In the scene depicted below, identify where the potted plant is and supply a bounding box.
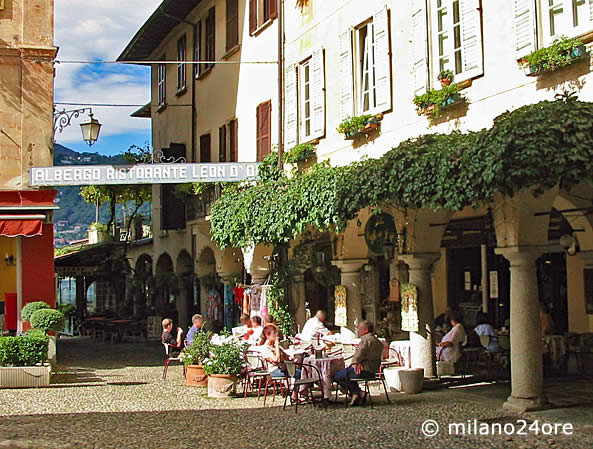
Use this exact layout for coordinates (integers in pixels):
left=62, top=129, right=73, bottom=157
left=437, top=69, right=454, bottom=87
left=184, top=331, right=213, bottom=387
left=413, top=83, right=466, bottom=120
left=203, top=340, right=244, bottom=398
left=29, top=308, right=65, bottom=368
left=518, top=36, right=589, bottom=76
left=0, top=333, right=50, bottom=388
left=337, top=114, right=380, bottom=140
left=283, top=143, right=316, bottom=164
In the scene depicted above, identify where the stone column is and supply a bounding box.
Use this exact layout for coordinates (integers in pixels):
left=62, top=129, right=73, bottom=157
left=332, top=259, right=367, bottom=330
left=579, top=251, right=593, bottom=269
left=290, top=269, right=307, bottom=332
left=496, top=247, right=549, bottom=412
left=398, top=253, right=440, bottom=378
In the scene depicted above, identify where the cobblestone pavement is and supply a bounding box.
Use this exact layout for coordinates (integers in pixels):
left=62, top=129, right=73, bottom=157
left=0, top=338, right=591, bottom=449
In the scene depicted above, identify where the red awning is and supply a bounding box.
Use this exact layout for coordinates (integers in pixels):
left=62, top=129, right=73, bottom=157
left=0, top=215, right=44, bottom=237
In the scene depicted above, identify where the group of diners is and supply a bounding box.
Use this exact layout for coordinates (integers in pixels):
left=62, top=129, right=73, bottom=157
left=161, top=309, right=386, bottom=407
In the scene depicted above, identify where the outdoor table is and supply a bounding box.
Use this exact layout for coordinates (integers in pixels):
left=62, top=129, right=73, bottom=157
left=301, top=355, right=345, bottom=399
left=389, top=340, right=411, bottom=368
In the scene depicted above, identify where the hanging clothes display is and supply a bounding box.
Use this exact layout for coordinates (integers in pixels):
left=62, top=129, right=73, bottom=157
left=259, top=285, right=269, bottom=323
left=224, top=284, right=234, bottom=331
left=250, top=285, right=262, bottom=317
left=243, top=288, right=250, bottom=315
left=206, top=289, right=222, bottom=324
left=233, top=286, right=245, bottom=306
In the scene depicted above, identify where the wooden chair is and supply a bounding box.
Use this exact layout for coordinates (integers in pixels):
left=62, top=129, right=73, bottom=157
left=162, top=343, right=184, bottom=380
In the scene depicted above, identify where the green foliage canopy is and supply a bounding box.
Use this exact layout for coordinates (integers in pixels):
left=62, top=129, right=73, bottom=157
left=21, top=301, right=51, bottom=323
left=210, top=98, right=593, bottom=249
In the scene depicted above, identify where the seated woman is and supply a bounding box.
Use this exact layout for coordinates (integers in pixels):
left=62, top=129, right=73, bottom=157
left=261, top=324, right=304, bottom=400
left=436, top=310, right=466, bottom=364
left=245, top=315, right=263, bottom=345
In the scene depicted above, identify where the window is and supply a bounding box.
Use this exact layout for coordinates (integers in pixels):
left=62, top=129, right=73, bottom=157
left=541, top=0, right=593, bottom=45
left=285, top=49, right=325, bottom=148
left=430, top=0, right=483, bottom=84
left=249, top=0, right=277, bottom=34
left=218, top=119, right=239, bottom=162
left=200, top=133, right=211, bottom=162
left=226, top=0, right=239, bottom=51
left=219, top=124, right=227, bottom=162
left=514, top=0, right=593, bottom=59
left=177, top=35, right=187, bottom=91
left=194, top=22, right=202, bottom=78
left=158, top=57, right=166, bottom=106
left=338, top=8, right=391, bottom=119
left=206, top=7, right=216, bottom=71
left=300, top=59, right=312, bottom=139
left=256, top=101, right=271, bottom=161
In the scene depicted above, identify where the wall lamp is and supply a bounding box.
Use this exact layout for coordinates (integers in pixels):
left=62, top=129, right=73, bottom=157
left=4, top=253, right=15, bottom=266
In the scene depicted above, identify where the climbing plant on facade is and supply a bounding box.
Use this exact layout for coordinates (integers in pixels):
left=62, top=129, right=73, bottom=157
left=209, top=97, right=593, bottom=250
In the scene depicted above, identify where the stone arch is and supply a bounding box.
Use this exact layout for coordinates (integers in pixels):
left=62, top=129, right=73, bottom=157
left=555, top=188, right=593, bottom=251
left=220, top=247, right=244, bottom=277
left=243, top=244, right=273, bottom=282
left=176, top=250, right=194, bottom=328
left=154, top=252, right=176, bottom=322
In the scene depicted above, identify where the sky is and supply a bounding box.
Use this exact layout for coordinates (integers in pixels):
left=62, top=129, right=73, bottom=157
left=54, top=0, right=162, bottom=155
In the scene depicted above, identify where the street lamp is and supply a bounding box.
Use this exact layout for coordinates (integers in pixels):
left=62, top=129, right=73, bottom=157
left=79, top=112, right=102, bottom=147
left=53, top=108, right=102, bottom=147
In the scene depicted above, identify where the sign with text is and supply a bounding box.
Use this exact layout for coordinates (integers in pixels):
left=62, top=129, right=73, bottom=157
left=30, top=162, right=260, bottom=187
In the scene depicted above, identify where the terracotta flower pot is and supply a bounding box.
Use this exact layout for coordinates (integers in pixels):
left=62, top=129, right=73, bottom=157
left=207, top=374, right=238, bottom=398
left=439, top=78, right=452, bottom=87
left=186, top=365, right=208, bottom=387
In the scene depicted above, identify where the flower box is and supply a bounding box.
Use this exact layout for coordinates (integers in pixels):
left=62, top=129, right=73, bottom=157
left=524, top=44, right=589, bottom=77
left=417, top=94, right=465, bottom=116
left=0, top=365, right=51, bottom=389
left=339, top=115, right=382, bottom=140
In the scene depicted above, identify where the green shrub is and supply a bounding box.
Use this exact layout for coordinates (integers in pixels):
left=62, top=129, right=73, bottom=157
left=21, top=301, right=50, bottom=323
left=183, top=331, right=213, bottom=367
left=30, top=309, right=65, bottom=333
left=0, top=334, right=48, bottom=367
left=203, top=340, right=245, bottom=376
left=284, top=143, right=316, bottom=164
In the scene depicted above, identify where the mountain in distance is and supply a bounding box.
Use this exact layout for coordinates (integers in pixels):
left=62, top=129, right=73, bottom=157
left=53, top=144, right=150, bottom=247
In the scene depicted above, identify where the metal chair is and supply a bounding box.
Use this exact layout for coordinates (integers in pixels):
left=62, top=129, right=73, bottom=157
left=334, top=368, right=391, bottom=408
left=162, top=343, right=185, bottom=380
left=379, top=346, right=404, bottom=379
left=242, top=352, right=270, bottom=399
left=283, top=361, right=324, bottom=413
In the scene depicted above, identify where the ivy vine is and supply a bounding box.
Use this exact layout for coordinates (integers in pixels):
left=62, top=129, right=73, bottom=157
left=210, top=97, right=593, bottom=249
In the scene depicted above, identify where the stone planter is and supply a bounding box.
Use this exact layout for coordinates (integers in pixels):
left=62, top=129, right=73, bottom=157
left=0, top=365, right=51, bottom=389
left=398, top=368, right=424, bottom=394
left=207, top=374, right=238, bottom=398
left=186, top=365, right=208, bottom=387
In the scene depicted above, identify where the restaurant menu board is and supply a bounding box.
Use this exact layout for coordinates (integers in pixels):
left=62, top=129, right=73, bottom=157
left=334, top=285, right=347, bottom=327
left=400, top=283, right=419, bottom=332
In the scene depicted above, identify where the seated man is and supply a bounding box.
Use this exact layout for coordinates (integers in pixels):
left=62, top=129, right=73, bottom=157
left=161, top=318, right=183, bottom=357
left=334, top=320, right=383, bottom=406
left=300, top=310, right=330, bottom=342
left=436, top=310, right=466, bottom=363
left=185, top=314, right=204, bottom=347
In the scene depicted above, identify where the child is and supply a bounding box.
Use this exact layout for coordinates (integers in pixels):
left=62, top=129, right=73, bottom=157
left=161, top=318, right=183, bottom=357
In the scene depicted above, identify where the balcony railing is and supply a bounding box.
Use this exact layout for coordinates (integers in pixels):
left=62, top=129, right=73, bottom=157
left=186, top=185, right=221, bottom=221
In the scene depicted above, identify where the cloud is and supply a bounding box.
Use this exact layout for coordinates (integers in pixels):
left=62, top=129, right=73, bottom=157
left=54, top=0, right=161, bottom=142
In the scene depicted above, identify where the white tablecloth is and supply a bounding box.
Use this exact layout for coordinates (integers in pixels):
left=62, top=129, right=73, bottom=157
left=301, top=356, right=345, bottom=399
left=389, top=340, right=411, bottom=368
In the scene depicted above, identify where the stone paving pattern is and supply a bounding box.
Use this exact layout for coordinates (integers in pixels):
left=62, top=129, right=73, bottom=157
left=0, top=338, right=591, bottom=449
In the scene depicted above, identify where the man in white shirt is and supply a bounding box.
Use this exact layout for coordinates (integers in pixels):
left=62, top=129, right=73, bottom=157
left=299, top=310, right=330, bottom=342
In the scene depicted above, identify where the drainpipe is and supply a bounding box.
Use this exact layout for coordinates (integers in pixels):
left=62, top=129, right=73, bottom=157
left=277, top=0, right=284, bottom=169
left=191, top=22, right=197, bottom=162
left=16, top=236, right=22, bottom=334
